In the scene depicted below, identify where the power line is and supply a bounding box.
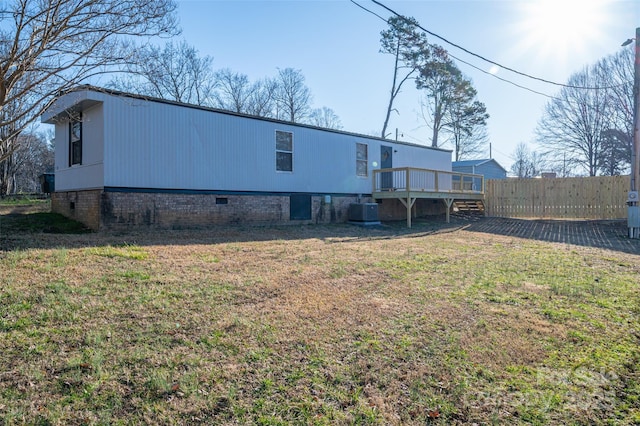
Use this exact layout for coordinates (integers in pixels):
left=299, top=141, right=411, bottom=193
left=450, top=49, right=633, bottom=113
left=349, top=0, right=387, bottom=23
left=447, top=52, right=558, bottom=100
left=350, top=0, right=559, bottom=100
left=369, top=0, right=626, bottom=91
left=361, top=0, right=631, bottom=102
left=349, top=0, right=632, bottom=156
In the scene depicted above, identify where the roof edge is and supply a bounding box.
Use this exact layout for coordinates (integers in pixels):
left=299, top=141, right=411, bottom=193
left=453, top=158, right=507, bottom=173
left=54, top=85, right=452, bottom=153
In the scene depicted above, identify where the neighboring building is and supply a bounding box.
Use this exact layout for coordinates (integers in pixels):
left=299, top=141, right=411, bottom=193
left=452, top=159, right=507, bottom=180
left=42, top=86, right=453, bottom=230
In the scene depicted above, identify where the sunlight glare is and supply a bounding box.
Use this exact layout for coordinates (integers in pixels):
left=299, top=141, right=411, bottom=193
left=515, top=0, right=612, bottom=64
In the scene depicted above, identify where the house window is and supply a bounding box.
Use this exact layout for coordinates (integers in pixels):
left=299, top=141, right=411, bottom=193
left=69, top=117, right=82, bottom=166
left=276, top=130, right=293, bottom=172
left=356, top=143, right=368, bottom=177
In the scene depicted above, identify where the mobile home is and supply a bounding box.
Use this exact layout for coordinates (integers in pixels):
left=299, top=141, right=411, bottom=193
left=42, top=86, right=455, bottom=230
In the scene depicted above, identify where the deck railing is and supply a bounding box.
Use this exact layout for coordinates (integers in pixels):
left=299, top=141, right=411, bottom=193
left=372, top=167, right=484, bottom=195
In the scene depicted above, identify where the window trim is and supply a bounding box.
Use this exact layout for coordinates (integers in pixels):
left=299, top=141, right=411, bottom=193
left=69, top=116, right=82, bottom=166
left=275, top=130, right=293, bottom=172
left=356, top=142, right=368, bottom=177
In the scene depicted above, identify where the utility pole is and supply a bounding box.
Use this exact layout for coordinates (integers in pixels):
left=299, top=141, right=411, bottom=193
left=624, top=28, right=640, bottom=238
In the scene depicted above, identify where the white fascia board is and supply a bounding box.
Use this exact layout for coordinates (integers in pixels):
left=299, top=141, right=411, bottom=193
left=41, top=90, right=103, bottom=124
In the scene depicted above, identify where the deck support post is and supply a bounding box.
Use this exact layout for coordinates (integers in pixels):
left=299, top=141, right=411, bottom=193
left=444, top=198, right=454, bottom=223
left=399, top=196, right=416, bottom=228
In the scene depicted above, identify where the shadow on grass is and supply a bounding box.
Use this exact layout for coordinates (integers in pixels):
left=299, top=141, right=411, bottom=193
left=1, top=212, right=90, bottom=235
left=0, top=209, right=468, bottom=252
left=1, top=208, right=638, bottom=255
left=463, top=217, right=640, bottom=255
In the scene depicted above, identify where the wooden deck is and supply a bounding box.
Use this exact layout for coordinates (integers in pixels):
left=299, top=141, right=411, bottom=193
left=372, top=167, right=485, bottom=227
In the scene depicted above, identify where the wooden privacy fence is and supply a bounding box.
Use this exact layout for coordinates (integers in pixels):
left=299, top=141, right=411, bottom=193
left=485, top=175, right=630, bottom=219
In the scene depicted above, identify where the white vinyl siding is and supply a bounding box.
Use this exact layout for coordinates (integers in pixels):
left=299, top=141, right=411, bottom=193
left=44, top=88, right=453, bottom=194
left=50, top=101, right=104, bottom=191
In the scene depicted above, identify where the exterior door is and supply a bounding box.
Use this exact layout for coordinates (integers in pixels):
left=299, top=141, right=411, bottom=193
left=380, top=145, right=393, bottom=190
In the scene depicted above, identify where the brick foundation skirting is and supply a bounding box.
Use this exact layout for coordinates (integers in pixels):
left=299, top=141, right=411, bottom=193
left=53, top=190, right=369, bottom=230
left=51, top=190, right=102, bottom=230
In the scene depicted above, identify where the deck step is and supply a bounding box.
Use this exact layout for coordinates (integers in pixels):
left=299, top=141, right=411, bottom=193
left=453, top=200, right=485, bottom=214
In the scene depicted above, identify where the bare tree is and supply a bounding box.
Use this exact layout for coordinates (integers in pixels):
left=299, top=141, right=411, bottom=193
left=379, top=15, right=430, bottom=139
left=216, top=71, right=335, bottom=124
left=6, top=132, right=54, bottom=194
left=599, top=128, right=629, bottom=176
left=1, top=131, right=53, bottom=195
left=274, top=68, right=312, bottom=123
left=0, top=0, right=178, bottom=163
left=535, top=47, right=633, bottom=176
left=0, top=80, right=33, bottom=167
left=309, top=107, right=343, bottom=130
left=536, top=66, right=611, bottom=176
left=597, top=47, right=634, bottom=174
left=245, top=78, right=279, bottom=118
left=0, top=131, right=19, bottom=194
left=212, top=72, right=283, bottom=118
left=111, top=40, right=215, bottom=105
left=452, top=124, right=489, bottom=161
left=212, top=69, right=253, bottom=113
left=510, top=142, right=546, bottom=178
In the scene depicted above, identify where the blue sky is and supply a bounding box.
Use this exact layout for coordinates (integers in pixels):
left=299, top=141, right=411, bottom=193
left=177, top=0, right=639, bottom=171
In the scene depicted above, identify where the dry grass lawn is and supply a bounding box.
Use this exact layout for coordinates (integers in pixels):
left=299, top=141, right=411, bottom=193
left=1, top=209, right=639, bottom=425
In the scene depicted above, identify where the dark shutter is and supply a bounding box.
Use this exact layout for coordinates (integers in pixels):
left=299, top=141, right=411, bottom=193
left=290, top=194, right=311, bottom=220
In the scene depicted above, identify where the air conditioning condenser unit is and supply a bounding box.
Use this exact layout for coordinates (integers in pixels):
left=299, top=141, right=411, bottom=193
left=349, top=203, right=379, bottom=223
